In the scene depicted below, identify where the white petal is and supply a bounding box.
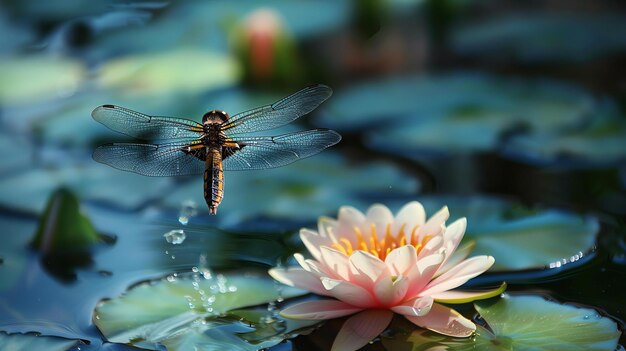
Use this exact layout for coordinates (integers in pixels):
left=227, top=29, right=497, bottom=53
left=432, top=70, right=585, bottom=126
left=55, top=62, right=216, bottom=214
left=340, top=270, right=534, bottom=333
left=336, top=206, right=366, bottom=245
left=416, top=235, right=444, bottom=260
left=393, top=201, right=426, bottom=239
left=320, top=246, right=351, bottom=280
left=439, top=218, right=467, bottom=267
left=435, top=240, right=475, bottom=277
left=420, top=256, right=495, bottom=296
left=390, top=296, right=433, bottom=317
left=268, top=267, right=328, bottom=296
left=300, top=228, right=329, bottom=261
left=405, top=253, right=444, bottom=298
left=385, top=245, right=417, bottom=276
left=374, top=275, right=408, bottom=306
left=348, top=250, right=387, bottom=285
left=280, top=299, right=362, bottom=320
left=318, top=216, right=338, bottom=238
left=418, top=206, right=449, bottom=238
left=404, top=303, right=476, bottom=337
left=321, top=278, right=377, bottom=307
left=331, top=309, right=393, bottom=351
left=366, top=204, right=394, bottom=234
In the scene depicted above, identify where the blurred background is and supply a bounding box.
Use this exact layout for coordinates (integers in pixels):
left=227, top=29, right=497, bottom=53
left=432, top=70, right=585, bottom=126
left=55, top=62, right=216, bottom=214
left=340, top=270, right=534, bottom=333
left=1, top=0, right=626, bottom=350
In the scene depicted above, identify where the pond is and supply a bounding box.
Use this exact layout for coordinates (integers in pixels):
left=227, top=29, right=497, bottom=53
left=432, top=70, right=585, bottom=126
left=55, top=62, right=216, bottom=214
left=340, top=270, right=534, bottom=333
left=0, top=1, right=625, bottom=351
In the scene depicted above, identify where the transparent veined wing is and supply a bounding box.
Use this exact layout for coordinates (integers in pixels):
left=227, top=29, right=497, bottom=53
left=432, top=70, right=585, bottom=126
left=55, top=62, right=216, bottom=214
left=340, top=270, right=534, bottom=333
left=223, top=129, right=341, bottom=171
left=93, top=140, right=206, bottom=176
left=222, top=85, right=332, bottom=136
left=92, top=105, right=204, bottom=140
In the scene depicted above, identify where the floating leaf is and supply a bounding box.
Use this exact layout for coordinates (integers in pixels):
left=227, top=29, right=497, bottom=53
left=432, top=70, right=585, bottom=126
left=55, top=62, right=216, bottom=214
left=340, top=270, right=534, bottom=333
left=0, top=162, right=173, bottom=213
left=452, top=14, right=626, bottom=63
left=383, top=295, right=621, bottom=351
left=94, top=272, right=309, bottom=350
left=96, top=48, right=240, bottom=96
left=0, top=332, right=77, bottom=351
left=318, top=73, right=594, bottom=155
left=503, top=104, right=626, bottom=166
left=415, top=196, right=598, bottom=271
left=0, top=55, right=84, bottom=105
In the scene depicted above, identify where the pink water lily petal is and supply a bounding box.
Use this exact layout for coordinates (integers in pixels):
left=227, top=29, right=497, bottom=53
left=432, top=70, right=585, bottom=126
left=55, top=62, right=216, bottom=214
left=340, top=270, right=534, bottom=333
left=393, top=201, right=426, bottom=241
left=322, top=277, right=377, bottom=307
left=416, top=206, right=449, bottom=239
left=320, top=246, right=351, bottom=280
left=406, top=253, right=444, bottom=298
left=318, top=216, right=338, bottom=239
left=404, top=303, right=476, bottom=337
left=300, top=228, right=330, bottom=261
left=416, top=233, right=444, bottom=260
left=336, top=206, right=366, bottom=244
left=365, top=204, right=394, bottom=235
left=420, top=256, right=495, bottom=296
left=348, top=250, right=387, bottom=287
left=374, top=275, right=408, bottom=306
left=280, top=299, right=362, bottom=320
left=268, top=267, right=328, bottom=296
left=331, top=309, right=393, bottom=351
left=439, top=218, right=467, bottom=268
left=385, top=245, right=418, bottom=276
left=390, top=296, right=433, bottom=317
left=435, top=240, right=475, bottom=277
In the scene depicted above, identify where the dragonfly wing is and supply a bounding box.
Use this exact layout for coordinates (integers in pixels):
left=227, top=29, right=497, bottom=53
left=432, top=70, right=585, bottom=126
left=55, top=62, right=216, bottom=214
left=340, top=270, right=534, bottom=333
left=222, top=129, right=341, bottom=171
left=222, top=85, right=332, bottom=135
left=92, top=105, right=203, bottom=140
left=93, top=140, right=206, bottom=176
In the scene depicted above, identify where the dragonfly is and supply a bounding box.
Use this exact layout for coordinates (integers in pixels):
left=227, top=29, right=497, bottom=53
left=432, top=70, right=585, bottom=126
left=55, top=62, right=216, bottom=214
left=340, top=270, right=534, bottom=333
left=92, top=85, right=341, bottom=214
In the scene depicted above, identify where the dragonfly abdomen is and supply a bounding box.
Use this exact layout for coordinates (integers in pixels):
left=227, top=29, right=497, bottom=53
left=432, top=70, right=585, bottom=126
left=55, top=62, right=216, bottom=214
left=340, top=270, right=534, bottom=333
left=204, top=147, right=224, bottom=215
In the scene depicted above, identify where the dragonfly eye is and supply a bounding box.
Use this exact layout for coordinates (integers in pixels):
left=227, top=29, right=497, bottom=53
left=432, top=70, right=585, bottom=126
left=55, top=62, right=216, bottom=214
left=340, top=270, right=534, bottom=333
left=202, top=110, right=230, bottom=124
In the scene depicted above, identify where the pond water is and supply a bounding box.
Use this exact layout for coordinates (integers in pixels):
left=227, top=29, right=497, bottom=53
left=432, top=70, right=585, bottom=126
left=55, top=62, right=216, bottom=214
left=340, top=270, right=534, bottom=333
left=0, top=1, right=625, bottom=350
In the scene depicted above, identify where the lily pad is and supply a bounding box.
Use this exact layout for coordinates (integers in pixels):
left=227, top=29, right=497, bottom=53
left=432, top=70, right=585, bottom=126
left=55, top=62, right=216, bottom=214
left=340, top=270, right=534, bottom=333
left=94, top=272, right=309, bottom=350
left=503, top=104, right=626, bottom=166
left=165, top=152, right=421, bottom=230
left=0, top=162, right=173, bottom=213
left=0, top=55, right=85, bottom=105
left=452, top=13, right=626, bottom=63
left=383, top=295, right=621, bottom=351
left=96, top=48, right=240, bottom=96
left=318, top=73, right=594, bottom=146
left=412, top=196, right=599, bottom=271
left=0, top=332, right=77, bottom=351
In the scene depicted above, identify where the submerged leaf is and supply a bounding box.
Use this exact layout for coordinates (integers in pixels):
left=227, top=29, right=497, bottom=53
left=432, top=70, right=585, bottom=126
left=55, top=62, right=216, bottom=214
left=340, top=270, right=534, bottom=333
left=30, top=188, right=101, bottom=252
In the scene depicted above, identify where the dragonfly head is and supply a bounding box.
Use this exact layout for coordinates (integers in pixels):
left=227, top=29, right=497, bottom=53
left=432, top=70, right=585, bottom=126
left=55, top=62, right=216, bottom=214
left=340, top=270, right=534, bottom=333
left=202, top=110, right=230, bottom=124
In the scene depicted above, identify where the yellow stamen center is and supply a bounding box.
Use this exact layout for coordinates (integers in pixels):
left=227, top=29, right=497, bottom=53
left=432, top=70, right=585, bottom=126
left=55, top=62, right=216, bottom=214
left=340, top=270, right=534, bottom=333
left=331, top=222, right=433, bottom=260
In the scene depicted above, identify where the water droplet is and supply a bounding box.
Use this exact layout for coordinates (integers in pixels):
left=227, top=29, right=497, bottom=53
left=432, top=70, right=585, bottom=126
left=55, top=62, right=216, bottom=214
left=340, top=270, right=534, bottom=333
left=178, top=200, right=198, bottom=225
left=164, top=229, right=186, bottom=244
left=167, top=275, right=176, bottom=282
left=192, top=267, right=199, bottom=273
left=171, top=255, right=176, bottom=259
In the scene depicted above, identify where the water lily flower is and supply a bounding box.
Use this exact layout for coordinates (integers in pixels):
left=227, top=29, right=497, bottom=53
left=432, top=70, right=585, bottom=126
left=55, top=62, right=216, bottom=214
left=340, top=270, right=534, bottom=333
left=269, top=202, right=505, bottom=351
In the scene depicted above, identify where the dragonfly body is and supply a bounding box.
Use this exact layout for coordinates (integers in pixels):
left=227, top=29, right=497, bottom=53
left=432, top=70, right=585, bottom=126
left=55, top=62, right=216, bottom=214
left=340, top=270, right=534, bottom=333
left=92, top=85, right=340, bottom=214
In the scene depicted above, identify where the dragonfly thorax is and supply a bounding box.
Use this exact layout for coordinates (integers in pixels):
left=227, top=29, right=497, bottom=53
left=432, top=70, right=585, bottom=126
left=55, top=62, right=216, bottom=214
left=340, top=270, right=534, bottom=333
left=202, top=110, right=230, bottom=124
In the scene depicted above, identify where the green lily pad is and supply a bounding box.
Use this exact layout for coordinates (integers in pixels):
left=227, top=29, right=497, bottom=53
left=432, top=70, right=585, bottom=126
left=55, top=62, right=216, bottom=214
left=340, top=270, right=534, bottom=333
left=0, top=55, right=85, bottom=105
left=165, top=152, right=420, bottom=229
left=415, top=196, right=599, bottom=271
left=94, top=272, right=309, bottom=350
left=96, top=48, right=240, bottom=96
left=0, top=332, right=77, bottom=351
left=318, top=73, right=594, bottom=146
left=0, top=162, right=173, bottom=213
left=452, top=13, right=626, bottom=63
left=504, top=104, right=626, bottom=166
left=383, top=295, right=621, bottom=351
